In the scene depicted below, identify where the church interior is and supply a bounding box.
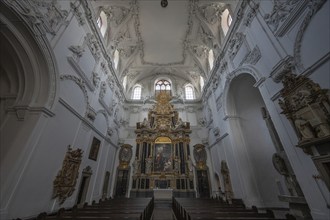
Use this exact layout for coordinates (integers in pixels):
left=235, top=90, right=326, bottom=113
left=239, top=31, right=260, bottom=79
left=0, top=0, right=329, bottom=219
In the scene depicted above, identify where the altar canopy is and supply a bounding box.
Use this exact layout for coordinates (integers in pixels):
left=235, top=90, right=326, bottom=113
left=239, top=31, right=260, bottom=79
left=131, top=92, right=195, bottom=197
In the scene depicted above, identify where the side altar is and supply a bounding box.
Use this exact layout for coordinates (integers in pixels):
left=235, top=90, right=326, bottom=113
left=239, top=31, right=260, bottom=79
left=130, top=92, right=195, bottom=198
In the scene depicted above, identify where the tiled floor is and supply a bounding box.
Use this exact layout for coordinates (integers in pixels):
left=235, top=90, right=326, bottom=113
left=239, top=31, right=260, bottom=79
left=152, top=199, right=174, bottom=220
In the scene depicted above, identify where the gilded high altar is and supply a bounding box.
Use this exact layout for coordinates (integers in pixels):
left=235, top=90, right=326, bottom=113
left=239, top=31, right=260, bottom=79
left=130, top=92, right=195, bottom=197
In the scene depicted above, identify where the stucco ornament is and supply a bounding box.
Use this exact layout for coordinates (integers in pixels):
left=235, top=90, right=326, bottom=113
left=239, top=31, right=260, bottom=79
left=278, top=73, right=330, bottom=147
left=53, top=146, right=83, bottom=204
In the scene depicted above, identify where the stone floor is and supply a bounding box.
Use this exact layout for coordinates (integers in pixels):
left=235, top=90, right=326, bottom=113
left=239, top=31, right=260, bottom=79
left=152, top=199, right=175, bottom=220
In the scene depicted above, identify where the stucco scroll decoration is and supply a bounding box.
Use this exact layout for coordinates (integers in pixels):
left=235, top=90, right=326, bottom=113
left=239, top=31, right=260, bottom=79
left=59, top=75, right=90, bottom=108
left=68, top=45, right=85, bottom=59
left=244, top=2, right=259, bottom=27
left=198, top=3, right=225, bottom=25
left=264, top=0, right=300, bottom=32
left=4, top=0, right=69, bottom=35
left=240, top=46, right=261, bottom=66
left=70, top=2, right=85, bottom=26
left=270, top=56, right=294, bottom=83
left=99, top=81, right=107, bottom=99
left=227, top=32, right=245, bottom=59
left=86, top=105, right=96, bottom=122
left=91, top=72, right=101, bottom=88
left=101, top=5, right=130, bottom=26
left=85, top=33, right=101, bottom=61
left=53, top=145, right=83, bottom=204
left=293, top=0, right=326, bottom=72
left=278, top=73, right=330, bottom=151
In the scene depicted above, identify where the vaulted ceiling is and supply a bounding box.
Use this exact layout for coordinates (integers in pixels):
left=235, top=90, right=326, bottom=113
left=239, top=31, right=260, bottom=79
left=91, top=0, right=239, bottom=95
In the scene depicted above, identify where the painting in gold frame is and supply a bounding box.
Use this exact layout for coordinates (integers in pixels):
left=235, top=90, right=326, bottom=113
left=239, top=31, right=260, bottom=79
left=89, top=137, right=101, bottom=161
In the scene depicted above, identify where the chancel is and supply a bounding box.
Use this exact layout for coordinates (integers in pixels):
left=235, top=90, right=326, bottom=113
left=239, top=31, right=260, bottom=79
left=0, top=0, right=329, bottom=220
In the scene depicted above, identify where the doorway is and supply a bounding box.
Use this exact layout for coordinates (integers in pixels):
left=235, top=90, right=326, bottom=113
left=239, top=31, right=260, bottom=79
left=76, top=166, right=92, bottom=206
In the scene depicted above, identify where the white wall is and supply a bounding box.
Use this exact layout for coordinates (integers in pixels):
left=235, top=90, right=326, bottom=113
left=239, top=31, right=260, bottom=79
left=0, top=0, right=329, bottom=219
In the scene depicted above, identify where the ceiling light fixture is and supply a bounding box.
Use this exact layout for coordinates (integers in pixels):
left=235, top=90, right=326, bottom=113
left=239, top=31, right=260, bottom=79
left=161, top=0, right=168, bottom=8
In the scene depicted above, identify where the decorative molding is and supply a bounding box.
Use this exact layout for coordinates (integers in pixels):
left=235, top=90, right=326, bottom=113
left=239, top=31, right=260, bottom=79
left=253, top=77, right=266, bottom=88
left=198, top=3, right=226, bottom=25
left=2, top=0, right=59, bottom=109
left=264, top=0, right=304, bottom=35
left=227, top=32, right=245, bottom=59
left=208, top=133, right=229, bottom=149
left=91, top=71, right=101, bottom=88
left=68, top=45, right=85, bottom=60
left=7, top=0, right=69, bottom=35
left=134, top=0, right=194, bottom=66
left=223, top=115, right=240, bottom=121
left=213, top=127, right=220, bottom=137
left=70, top=2, right=86, bottom=26
left=240, top=46, right=261, bottom=66
left=99, top=99, right=113, bottom=117
left=278, top=73, right=330, bottom=148
left=60, top=74, right=90, bottom=110
left=59, top=98, right=118, bottom=148
left=300, top=52, right=330, bottom=78
left=80, top=0, right=126, bottom=101
left=101, top=5, right=130, bottom=27
left=96, top=109, right=110, bottom=126
left=244, top=2, right=259, bottom=27
left=86, top=105, right=96, bottom=122
left=99, top=81, right=107, bottom=100
left=85, top=33, right=101, bottom=61
left=53, top=145, right=83, bottom=204
left=294, top=0, right=327, bottom=72
left=67, top=57, right=95, bottom=91
left=6, top=106, right=55, bottom=120
left=216, top=93, right=223, bottom=111
left=202, top=1, right=250, bottom=99
left=269, top=56, right=294, bottom=83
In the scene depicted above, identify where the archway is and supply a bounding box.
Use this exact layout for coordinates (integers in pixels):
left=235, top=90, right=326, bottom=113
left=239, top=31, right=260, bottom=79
left=226, top=73, right=285, bottom=208
left=0, top=4, right=59, bottom=217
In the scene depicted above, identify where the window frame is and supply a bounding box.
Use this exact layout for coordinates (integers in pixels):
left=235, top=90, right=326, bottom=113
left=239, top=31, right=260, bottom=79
left=132, top=85, right=142, bottom=100
left=185, top=84, right=195, bottom=100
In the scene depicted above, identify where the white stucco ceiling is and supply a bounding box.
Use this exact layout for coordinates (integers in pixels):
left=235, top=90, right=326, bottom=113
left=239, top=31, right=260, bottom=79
left=91, top=0, right=239, bottom=94
left=139, top=1, right=188, bottom=64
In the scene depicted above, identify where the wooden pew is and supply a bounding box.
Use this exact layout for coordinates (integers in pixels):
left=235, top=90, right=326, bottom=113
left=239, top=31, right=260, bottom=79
left=173, top=197, right=276, bottom=220
left=41, top=197, right=154, bottom=220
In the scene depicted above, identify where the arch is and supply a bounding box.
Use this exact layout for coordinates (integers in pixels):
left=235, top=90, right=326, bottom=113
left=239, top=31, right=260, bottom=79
left=224, top=73, right=283, bottom=207
left=154, top=78, right=172, bottom=96
left=113, top=49, right=119, bottom=70
left=223, top=66, right=264, bottom=117
left=97, top=10, right=108, bottom=37
left=184, top=83, right=195, bottom=100
left=0, top=4, right=59, bottom=112
left=208, top=49, right=215, bottom=71
left=94, top=109, right=110, bottom=135
left=132, top=84, right=142, bottom=100
left=293, top=0, right=328, bottom=72
left=59, top=75, right=89, bottom=116
left=221, top=8, right=232, bottom=36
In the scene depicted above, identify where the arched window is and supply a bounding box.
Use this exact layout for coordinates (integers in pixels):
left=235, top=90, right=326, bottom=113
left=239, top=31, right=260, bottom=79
left=200, top=76, right=205, bottom=91
left=97, top=11, right=108, bottom=37
left=132, top=85, right=142, bottom=100
left=114, top=49, right=119, bottom=69
left=221, top=8, right=232, bottom=36
left=185, top=85, right=195, bottom=100
left=122, top=76, right=127, bottom=90
left=208, top=49, right=214, bottom=71
left=155, top=79, right=171, bottom=95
